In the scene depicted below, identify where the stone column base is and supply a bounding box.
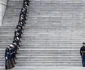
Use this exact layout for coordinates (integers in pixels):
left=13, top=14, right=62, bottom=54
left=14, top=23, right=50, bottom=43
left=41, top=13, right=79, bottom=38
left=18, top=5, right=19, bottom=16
left=0, top=0, right=7, bottom=26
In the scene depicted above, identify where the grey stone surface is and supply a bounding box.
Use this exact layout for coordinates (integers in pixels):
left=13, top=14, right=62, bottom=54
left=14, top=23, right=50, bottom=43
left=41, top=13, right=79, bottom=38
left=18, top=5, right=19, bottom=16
left=1, top=0, right=85, bottom=70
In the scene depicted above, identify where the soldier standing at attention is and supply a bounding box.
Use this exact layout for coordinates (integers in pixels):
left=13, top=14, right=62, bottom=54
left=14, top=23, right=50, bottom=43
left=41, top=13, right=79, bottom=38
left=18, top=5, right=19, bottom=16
left=80, top=43, right=85, bottom=67
left=5, top=45, right=12, bottom=69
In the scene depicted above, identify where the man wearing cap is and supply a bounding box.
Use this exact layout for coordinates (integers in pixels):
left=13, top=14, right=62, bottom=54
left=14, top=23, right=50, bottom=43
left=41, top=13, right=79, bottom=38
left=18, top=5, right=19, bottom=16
left=14, top=28, right=22, bottom=40
left=14, top=33, right=22, bottom=42
left=10, top=44, right=16, bottom=65
left=80, top=43, right=85, bottom=67
left=13, top=37, right=21, bottom=47
left=16, top=24, right=23, bottom=30
left=15, top=27, right=22, bottom=34
left=23, top=0, right=29, bottom=7
left=20, top=9, right=26, bottom=20
left=12, top=43, right=18, bottom=56
left=5, top=46, right=12, bottom=69
left=18, top=21, right=25, bottom=28
left=9, top=45, right=15, bottom=67
left=19, top=18, right=26, bottom=26
left=5, top=45, right=15, bottom=69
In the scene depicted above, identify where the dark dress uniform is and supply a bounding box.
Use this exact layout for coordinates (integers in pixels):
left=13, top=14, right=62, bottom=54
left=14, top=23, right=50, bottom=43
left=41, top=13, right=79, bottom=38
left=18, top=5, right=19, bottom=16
left=14, top=33, right=22, bottom=41
left=21, top=7, right=27, bottom=14
left=10, top=47, right=16, bottom=65
left=23, top=0, right=29, bottom=7
left=19, top=14, right=26, bottom=21
left=13, top=38, right=20, bottom=47
left=14, top=29, right=22, bottom=40
left=5, top=48, right=12, bottom=69
left=18, top=21, right=25, bottom=26
left=12, top=43, right=18, bottom=55
left=16, top=24, right=23, bottom=30
left=23, top=7, right=27, bottom=14
left=20, top=10, right=26, bottom=19
left=19, top=18, right=26, bottom=25
left=80, top=46, right=85, bottom=67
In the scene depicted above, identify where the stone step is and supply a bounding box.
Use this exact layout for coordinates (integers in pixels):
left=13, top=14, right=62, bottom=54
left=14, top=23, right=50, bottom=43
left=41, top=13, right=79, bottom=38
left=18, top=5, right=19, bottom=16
left=0, top=25, right=83, bottom=29
left=0, top=53, right=81, bottom=57
left=0, top=49, right=81, bottom=54
left=2, top=0, right=85, bottom=68
left=14, top=63, right=82, bottom=66
left=0, top=62, right=80, bottom=66
left=0, top=66, right=85, bottom=70
left=0, top=44, right=81, bottom=49
left=13, top=66, right=84, bottom=70
left=0, top=58, right=82, bottom=62
left=0, top=61, right=82, bottom=66
left=0, top=45, right=81, bottom=48
left=12, top=66, right=85, bottom=70
left=0, top=43, right=82, bottom=46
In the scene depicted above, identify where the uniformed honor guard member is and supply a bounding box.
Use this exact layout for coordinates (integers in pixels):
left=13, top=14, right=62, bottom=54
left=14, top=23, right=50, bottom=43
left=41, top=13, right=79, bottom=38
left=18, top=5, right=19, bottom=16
left=5, top=45, right=14, bottom=69
left=23, top=0, right=30, bottom=7
left=80, top=43, right=85, bottom=67
left=12, top=42, right=18, bottom=56
left=13, top=37, right=21, bottom=48
left=5, top=46, right=11, bottom=69
left=10, top=45, right=16, bottom=64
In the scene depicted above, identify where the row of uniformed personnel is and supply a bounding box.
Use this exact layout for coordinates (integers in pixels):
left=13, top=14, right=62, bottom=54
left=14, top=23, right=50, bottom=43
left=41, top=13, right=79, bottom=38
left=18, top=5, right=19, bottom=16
left=5, top=0, right=29, bottom=69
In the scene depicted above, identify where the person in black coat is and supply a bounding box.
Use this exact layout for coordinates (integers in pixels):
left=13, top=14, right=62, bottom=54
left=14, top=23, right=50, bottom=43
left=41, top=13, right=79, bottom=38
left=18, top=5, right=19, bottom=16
left=14, top=28, right=22, bottom=40
left=12, top=43, right=18, bottom=56
left=18, top=20, right=25, bottom=26
left=19, top=18, right=26, bottom=25
left=5, top=45, right=15, bottom=69
left=23, top=0, right=29, bottom=7
left=10, top=45, right=16, bottom=64
left=18, top=21, right=25, bottom=30
left=16, top=24, right=23, bottom=30
left=13, top=37, right=21, bottom=47
left=23, top=1, right=28, bottom=7
left=14, top=32, right=22, bottom=41
left=20, top=9, right=27, bottom=20
left=5, top=46, right=12, bottom=69
left=23, top=7, right=27, bottom=14
left=21, top=7, right=27, bottom=13
left=80, top=43, right=85, bottom=67
left=19, top=14, right=26, bottom=21
left=9, top=45, right=15, bottom=67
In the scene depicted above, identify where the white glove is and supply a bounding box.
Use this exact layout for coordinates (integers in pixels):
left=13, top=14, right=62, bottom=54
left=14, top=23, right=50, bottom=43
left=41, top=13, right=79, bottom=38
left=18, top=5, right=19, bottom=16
left=5, top=57, right=8, bottom=59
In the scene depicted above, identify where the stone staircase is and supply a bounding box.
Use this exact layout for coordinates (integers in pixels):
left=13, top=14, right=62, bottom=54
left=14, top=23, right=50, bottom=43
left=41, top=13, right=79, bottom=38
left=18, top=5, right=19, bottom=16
left=0, top=0, right=85, bottom=70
